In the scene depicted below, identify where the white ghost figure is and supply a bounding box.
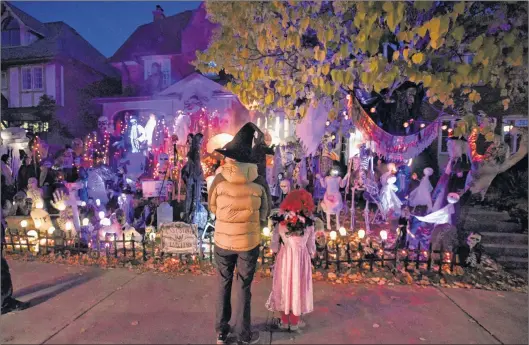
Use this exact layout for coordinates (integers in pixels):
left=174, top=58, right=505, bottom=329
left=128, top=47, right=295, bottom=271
left=173, top=114, right=191, bottom=146
left=379, top=175, right=402, bottom=218
left=414, top=193, right=460, bottom=225
left=408, top=167, right=434, bottom=211
left=144, top=114, right=157, bottom=147
left=87, top=169, right=109, bottom=206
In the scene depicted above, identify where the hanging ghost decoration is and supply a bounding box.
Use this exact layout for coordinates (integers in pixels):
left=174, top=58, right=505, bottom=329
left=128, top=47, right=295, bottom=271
left=408, top=167, right=434, bottom=211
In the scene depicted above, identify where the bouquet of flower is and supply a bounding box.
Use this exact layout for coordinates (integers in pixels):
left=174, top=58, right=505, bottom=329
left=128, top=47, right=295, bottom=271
left=271, top=189, right=315, bottom=237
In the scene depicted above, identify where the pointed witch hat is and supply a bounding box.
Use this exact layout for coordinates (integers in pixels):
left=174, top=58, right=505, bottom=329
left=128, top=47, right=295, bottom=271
left=215, top=122, right=258, bottom=163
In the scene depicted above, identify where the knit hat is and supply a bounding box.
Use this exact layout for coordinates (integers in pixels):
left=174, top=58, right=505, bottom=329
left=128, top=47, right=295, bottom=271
left=215, top=122, right=258, bottom=163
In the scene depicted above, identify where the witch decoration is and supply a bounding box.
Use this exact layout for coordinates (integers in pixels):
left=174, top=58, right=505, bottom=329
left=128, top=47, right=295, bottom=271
left=181, top=133, right=204, bottom=223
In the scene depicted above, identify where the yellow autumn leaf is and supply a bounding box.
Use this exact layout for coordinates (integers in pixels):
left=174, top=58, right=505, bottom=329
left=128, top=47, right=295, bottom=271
left=403, top=48, right=409, bottom=60
left=300, top=17, right=310, bottom=31
left=411, top=53, right=425, bottom=65
left=392, top=50, right=400, bottom=61
left=485, top=132, right=495, bottom=142
left=453, top=1, right=465, bottom=14
left=502, top=98, right=510, bottom=110
left=451, top=26, right=465, bottom=42
left=322, top=64, right=331, bottom=75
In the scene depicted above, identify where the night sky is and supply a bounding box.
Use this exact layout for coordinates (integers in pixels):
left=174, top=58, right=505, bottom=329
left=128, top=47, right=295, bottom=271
left=12, top=1, right=201, bottom=57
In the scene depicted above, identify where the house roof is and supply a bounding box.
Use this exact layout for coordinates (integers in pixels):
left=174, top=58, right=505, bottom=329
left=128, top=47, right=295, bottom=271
left=109, top=10, right=194, bottom=63
left=157, top=72, right=230, bottom=99
left=1, top=3, right=117, bottom=77
left=3, top=1, right=48, bottom=36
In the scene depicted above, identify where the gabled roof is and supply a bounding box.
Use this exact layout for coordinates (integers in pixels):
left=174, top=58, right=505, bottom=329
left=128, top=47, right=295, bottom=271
left=3, top=2, right=48, bottom=36
left=109, top=10, right=194, bottom=63
left=157, top=72, right=230, bottom=99
left=1, top=5, right=118, bottom=77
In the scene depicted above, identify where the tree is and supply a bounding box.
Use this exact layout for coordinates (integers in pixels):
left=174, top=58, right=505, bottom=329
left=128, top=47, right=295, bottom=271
left=195, top=1, right=527, bottom=119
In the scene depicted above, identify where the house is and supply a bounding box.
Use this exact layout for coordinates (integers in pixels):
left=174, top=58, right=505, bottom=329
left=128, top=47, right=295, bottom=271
left=0, top=1, right=118, bottom=143
left=97, top=4, right=295, bottom=142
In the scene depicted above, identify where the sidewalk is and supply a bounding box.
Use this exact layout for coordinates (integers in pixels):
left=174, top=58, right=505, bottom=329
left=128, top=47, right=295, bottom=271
left=1, top=260, right=527, bottom=344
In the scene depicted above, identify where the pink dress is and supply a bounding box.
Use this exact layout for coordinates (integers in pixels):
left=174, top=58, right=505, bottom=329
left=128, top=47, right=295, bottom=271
left=266, top=224, right=315, bottom=316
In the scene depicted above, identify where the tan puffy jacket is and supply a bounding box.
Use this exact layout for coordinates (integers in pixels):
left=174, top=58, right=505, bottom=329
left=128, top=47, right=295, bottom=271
left=208, top=161, right=269, bottom=252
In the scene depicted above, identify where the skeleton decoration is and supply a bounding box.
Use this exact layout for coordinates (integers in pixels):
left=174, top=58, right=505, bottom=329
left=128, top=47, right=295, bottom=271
left=459, top=232, right=484, bottom=268
left=98, top=116, right=109, bottom=133
left=128, top=116, right=147, bottom=154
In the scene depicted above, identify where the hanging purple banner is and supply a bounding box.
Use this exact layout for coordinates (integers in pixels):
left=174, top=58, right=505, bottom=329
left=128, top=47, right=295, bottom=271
left=352, top=98, right=440, bottom=162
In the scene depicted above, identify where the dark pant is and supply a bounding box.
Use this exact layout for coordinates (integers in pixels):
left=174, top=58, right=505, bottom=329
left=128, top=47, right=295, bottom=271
left=1, top=255, right=13, bottom=307
left=215, top=245, right=259, bottom=341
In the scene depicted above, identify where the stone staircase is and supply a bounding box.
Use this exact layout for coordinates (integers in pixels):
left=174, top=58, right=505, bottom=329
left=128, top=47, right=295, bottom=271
left=464, top=207, right=528, bottom=279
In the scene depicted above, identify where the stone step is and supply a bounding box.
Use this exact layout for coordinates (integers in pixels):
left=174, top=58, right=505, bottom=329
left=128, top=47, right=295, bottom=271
left=509, top=269, right=528, bottom=281
left=464, top=220, right=523, bottom=233
left=482, top=243, right=528, bottom=258
left=496, top=256, right=528, bottom=269
left=481, top=232, right=528, bottom=245
left=466, top=208, right=511, bottom=222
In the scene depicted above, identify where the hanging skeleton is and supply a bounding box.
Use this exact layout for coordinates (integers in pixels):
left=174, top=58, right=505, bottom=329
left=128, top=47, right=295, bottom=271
left=458, top=232, right=483, bottom=268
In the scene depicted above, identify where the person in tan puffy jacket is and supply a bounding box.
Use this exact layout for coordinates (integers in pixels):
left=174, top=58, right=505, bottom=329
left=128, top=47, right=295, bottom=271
left=209, top=123, right=269, bottom=345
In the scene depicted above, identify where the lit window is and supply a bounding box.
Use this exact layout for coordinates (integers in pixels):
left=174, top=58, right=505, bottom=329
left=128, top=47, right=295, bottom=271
left=1, top=71, right=7, bottom=89
left=21, top=66, right=44, bottom=90
left=144, top=59, right=171, bottom=88
left=19, top=121, right=49, bottom=133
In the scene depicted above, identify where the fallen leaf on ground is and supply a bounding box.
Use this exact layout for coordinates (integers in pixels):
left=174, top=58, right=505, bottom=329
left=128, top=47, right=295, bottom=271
left=419, top=337, right=426, bottom=341
left=373, top=323, right=380, bottom=328
left=131, top=321, right=139, bottom=326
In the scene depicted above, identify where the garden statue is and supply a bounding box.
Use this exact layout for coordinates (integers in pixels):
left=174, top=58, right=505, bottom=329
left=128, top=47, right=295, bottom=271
left=181, top=133, right=204, bottom=223
left=379, top=175, right=402, bottom=220
left=408, top=167, right=434, bottom=211
left=317, top=166, right=349, bottom=231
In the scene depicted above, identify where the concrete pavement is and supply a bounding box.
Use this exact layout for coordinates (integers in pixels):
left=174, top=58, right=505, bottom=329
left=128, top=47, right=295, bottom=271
left=1, top=260, right=527, bottom=344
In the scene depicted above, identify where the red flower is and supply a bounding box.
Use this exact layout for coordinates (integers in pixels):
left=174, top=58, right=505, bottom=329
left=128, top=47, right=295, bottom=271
left=280, top=189, right=315, bottom=215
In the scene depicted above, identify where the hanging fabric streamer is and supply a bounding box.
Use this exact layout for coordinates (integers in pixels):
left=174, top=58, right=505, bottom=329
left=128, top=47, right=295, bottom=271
left=351, top=98, right=439, bottom=161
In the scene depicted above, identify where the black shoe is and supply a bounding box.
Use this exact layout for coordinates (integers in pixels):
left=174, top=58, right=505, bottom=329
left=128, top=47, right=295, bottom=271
left=216, top=332, right=228, bottom=345
left=217, top=326, right=231, bottom=345
left=1, top=298, right=30, bottom=315
left=238, top=331, right=260, bottom=345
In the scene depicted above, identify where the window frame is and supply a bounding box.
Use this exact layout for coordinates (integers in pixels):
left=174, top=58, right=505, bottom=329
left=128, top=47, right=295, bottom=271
left=144, top=58, right=171, bottom=88
left=21, top=66, right=44, bottom=91
left=1, top=71, right=7, bottom=89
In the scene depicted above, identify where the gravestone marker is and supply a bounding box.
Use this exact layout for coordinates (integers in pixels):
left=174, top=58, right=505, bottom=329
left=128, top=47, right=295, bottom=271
left=159, top=222, right=198, bottom=254
left=157, top=202, right=174, bottom=228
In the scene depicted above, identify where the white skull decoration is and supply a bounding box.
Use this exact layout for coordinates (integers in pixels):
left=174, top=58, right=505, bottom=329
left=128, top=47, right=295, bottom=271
left=466, top=232, right=482, bottom=249
left=158, top=153, right=169, bottom=173
left=98, top=116, right=109, bottom=133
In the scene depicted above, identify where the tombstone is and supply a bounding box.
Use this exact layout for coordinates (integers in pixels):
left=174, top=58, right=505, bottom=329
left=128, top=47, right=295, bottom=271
left=30, top=208, right=53, bottom=234
left=157, top=202, right=174, bottom=228
left=159, top=222, right=199, bottom=255
left=125, top=152, right=146, bottom=181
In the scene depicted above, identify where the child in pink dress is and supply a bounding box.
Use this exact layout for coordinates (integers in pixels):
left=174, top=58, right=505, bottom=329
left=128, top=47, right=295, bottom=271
left=266, top=189, right=316, bottom=331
